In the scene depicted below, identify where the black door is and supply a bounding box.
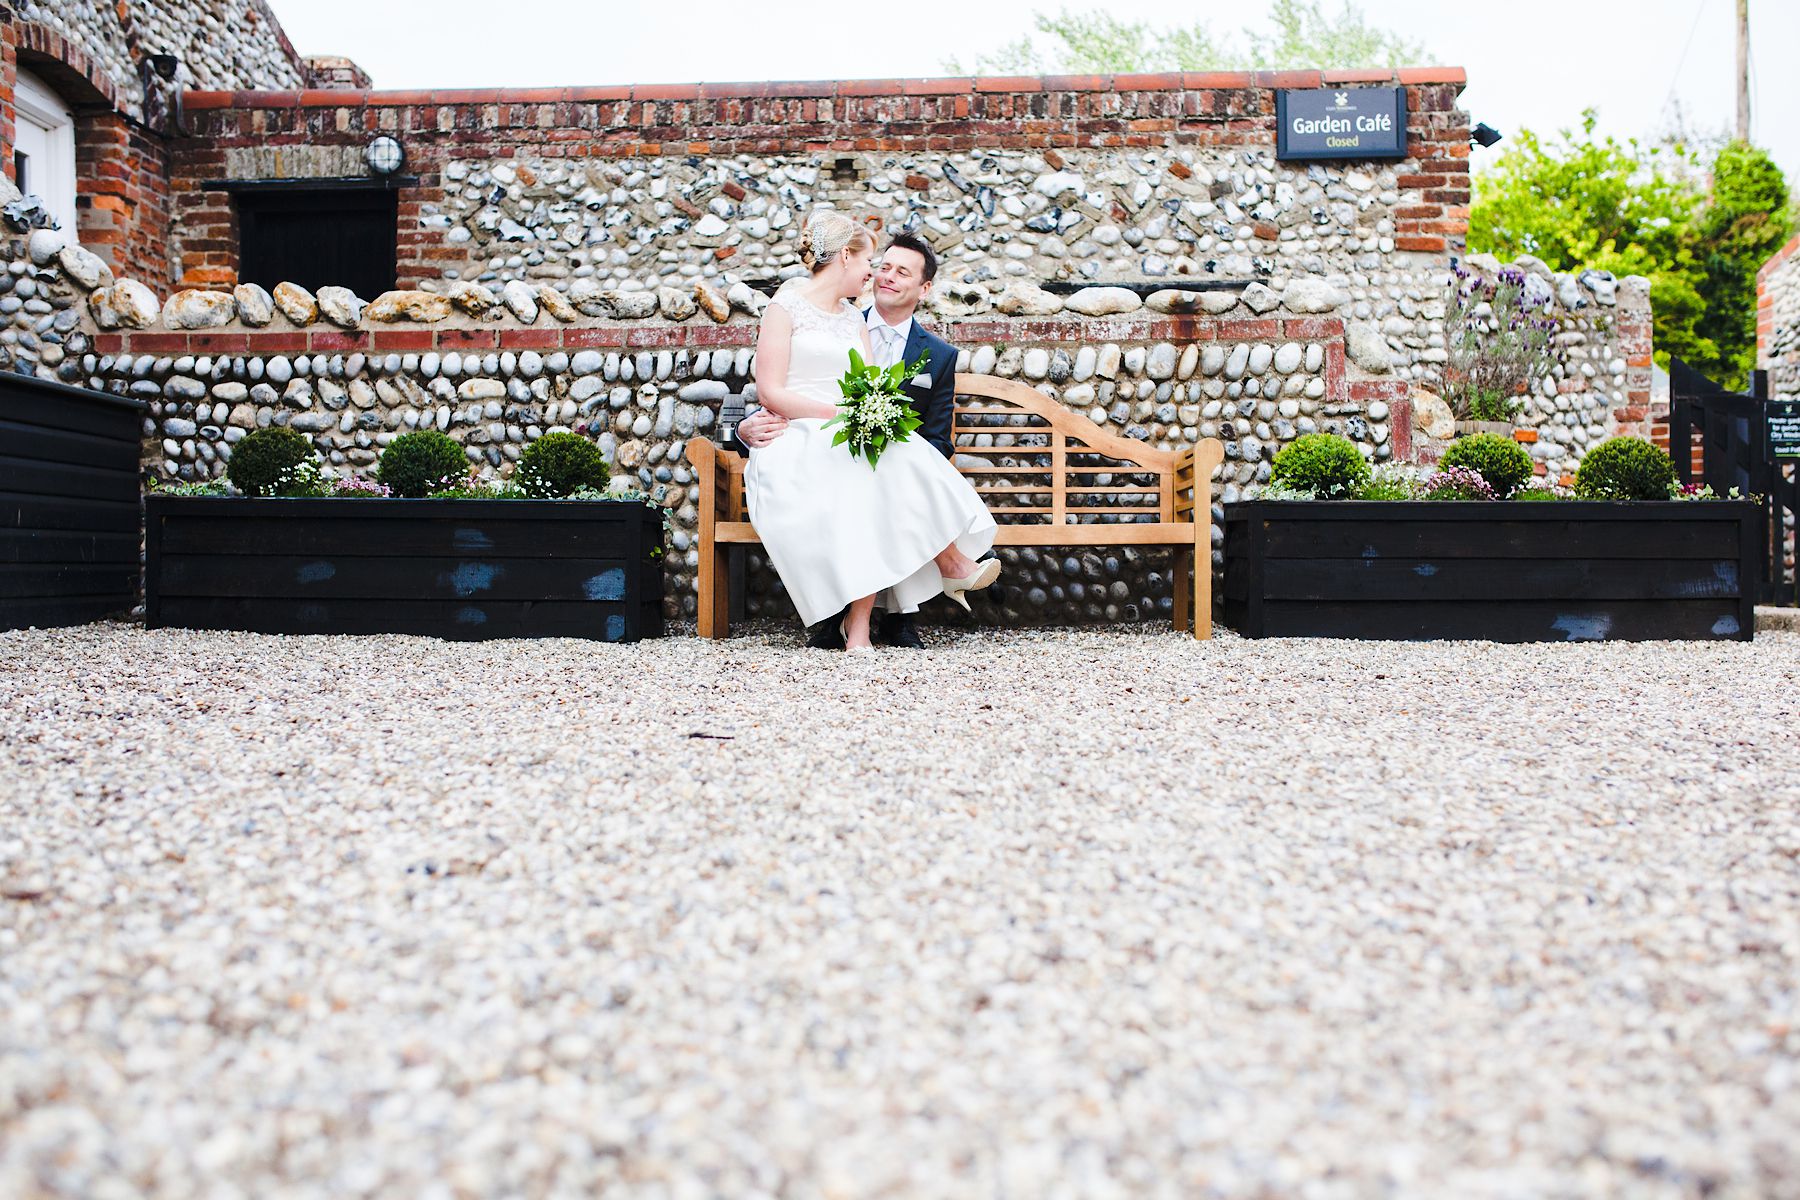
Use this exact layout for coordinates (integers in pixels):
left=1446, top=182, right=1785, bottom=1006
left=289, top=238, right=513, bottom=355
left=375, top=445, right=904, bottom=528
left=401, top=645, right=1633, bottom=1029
left=235, top=187, right=398, bottom=300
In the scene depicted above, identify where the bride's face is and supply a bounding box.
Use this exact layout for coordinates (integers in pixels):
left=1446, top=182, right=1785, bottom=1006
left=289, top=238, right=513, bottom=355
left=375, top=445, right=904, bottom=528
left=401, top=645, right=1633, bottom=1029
left=838, top=245, right=874, bottom=298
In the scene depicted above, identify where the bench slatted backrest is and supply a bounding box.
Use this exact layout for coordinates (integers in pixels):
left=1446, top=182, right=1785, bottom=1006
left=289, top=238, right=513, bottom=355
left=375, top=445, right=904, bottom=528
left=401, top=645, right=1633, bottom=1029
left=716, top=374, right=1179, bottom=527
left=949, top=374, right=1176, bottom=528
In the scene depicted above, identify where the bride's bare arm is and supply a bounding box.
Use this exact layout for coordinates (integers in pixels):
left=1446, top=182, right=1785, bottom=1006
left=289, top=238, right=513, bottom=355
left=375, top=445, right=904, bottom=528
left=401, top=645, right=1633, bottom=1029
left=753, top=306, right=838, bottom=420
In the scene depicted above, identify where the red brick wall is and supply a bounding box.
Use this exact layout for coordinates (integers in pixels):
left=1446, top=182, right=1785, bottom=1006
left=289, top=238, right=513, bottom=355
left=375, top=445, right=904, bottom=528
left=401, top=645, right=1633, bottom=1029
left=74, top=112, right=172, bottom=284
left=1614, top=299, right=1659, bottom=446
left=170, top=68, right=1470, bottom=290
left=2, top=14, right=172, bottom=283
left=0, top=19, right=15, bottom=180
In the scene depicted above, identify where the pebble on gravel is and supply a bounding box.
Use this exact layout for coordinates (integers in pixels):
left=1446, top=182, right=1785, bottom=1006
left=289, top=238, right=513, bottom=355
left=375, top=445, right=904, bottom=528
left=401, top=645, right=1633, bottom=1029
left=1, top=623, right=1796, bottom=1198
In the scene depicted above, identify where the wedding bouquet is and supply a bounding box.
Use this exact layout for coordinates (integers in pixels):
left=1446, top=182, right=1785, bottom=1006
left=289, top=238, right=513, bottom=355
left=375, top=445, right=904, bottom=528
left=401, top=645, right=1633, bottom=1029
left=824, top=348, right=929, bottom=469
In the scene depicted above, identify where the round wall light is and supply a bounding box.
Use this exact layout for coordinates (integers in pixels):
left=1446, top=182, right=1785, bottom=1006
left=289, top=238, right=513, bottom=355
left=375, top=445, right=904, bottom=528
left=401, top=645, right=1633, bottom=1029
left=367, top=136, right=406, bottom=177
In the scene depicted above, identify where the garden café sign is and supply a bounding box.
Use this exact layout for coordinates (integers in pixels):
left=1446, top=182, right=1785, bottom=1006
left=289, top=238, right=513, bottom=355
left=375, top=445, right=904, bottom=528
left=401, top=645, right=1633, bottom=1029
left=1276, top=87, right=1408, bottom=161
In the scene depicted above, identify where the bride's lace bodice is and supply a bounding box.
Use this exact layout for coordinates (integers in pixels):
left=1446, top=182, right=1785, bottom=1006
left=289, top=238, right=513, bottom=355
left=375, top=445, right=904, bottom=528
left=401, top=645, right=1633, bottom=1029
left=772, top=286, right=865, bottom=406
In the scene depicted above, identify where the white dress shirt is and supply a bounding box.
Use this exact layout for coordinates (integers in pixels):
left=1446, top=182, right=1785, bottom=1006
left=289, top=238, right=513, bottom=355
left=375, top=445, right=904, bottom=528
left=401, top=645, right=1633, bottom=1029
left=865, top=307, right=914, bottom=369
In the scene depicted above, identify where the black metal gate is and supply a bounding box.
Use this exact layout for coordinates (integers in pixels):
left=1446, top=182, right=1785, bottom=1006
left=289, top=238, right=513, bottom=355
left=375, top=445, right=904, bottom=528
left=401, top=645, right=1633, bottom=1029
left=1667, top=358, right=1799, bottom=606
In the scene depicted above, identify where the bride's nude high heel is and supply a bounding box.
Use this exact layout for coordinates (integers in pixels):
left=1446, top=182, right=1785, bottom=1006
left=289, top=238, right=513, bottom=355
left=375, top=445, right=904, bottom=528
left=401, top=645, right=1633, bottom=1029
left=940, top=558, right=1001, bottom=611
left=840, top=616, right=875, bottom=654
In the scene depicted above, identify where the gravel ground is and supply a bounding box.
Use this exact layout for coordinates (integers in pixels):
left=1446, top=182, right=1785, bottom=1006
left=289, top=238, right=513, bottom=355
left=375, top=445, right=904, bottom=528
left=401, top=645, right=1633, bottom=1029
left=2, top=621, right=1798, bottom=1200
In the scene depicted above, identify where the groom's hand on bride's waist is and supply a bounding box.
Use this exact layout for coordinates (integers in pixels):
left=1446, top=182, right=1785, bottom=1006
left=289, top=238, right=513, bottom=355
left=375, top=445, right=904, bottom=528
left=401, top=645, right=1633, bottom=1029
left=736, top=407, right=789, bottom=449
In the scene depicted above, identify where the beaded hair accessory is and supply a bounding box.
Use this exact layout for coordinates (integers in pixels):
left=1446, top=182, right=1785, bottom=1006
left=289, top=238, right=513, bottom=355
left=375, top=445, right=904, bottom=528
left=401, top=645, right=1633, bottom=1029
left=799, top=213, right=856, bottom=269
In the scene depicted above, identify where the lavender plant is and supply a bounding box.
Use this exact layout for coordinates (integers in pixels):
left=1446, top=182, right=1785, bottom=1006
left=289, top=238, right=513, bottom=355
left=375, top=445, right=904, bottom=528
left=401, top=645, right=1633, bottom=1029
left=1445, top=263, right=1564, bottom=423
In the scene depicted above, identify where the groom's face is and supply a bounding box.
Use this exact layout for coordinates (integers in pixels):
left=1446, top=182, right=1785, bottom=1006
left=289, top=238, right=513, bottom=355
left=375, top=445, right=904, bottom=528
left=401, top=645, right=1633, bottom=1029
left=874, top=246, right=931, bottom=316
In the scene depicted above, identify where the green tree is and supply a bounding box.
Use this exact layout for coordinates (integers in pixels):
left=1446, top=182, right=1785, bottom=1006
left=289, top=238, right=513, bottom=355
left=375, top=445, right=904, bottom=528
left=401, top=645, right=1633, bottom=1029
left=1470, top=113, right=1792, bottom=386
left=947, top=1, right=1423, bottom=75
left=1469, top=111, right=1713, bottom=375
left=1469, top=111, right=1700, bottom=272
left=1248, top=0, right=1426, bottom=68
left=1690, top=141, right=1794, bottom=385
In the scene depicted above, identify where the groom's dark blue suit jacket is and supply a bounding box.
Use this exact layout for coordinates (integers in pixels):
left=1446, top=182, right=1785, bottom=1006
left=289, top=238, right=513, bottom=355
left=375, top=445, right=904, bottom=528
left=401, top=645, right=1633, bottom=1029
left=868, top=307, right=957, bottom=460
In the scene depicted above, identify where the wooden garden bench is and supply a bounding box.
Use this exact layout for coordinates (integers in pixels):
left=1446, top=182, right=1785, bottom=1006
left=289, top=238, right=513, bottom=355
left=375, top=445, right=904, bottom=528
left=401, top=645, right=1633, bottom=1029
left=686, top=373, right=1226, bottom=639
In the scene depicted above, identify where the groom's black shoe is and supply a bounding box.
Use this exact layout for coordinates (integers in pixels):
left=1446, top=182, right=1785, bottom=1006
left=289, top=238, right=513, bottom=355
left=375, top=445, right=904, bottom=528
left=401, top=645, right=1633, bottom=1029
left=806, top=608, right=848, bottom=650
left=875, top=612, right=925, bottom=649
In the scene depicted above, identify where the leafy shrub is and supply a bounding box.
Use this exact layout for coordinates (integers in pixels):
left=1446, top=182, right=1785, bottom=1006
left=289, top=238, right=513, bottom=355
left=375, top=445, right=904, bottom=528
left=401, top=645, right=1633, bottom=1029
left=1439, top=432, right=1535, bottom=497
left=227, top=427, right=314, bottom=497
left=377, top=430, right=470, bottom=498
left=1464, top=389, right=1522, bottom=423
left=148, top=477, right=229, bottom=497
left=514, top=432, right=610, bottom=498
left=427, top=481, right=527, bottom=500
left=1420, top=466, right=1498, bottom=501
left=270, top=459, right=328, bottom=498
left=1513, top=484, right=1568, bottom=501
left=1268, top=433, right=1370, bottom=499
left=1574, top=437, right=1678, bottom=501
left=1356, top=465, right=1419, bottom=501
left=1671, top=482, right=1746, bottom=501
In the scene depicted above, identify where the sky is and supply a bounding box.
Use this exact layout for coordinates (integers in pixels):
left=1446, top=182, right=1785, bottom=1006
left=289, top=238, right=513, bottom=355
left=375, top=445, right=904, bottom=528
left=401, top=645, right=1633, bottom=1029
left=272, top=0, right=1800, bottom=185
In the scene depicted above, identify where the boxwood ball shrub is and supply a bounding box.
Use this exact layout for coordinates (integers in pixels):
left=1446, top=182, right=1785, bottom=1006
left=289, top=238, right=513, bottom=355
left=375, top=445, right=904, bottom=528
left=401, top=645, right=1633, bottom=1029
left=377, top=430, right=470, bottom=498
left=514, top=432, right=610, bottom=498
left=1439, top=432, right=1536, bottom=498
left=226, top=427, right=314, bottom=497
left=1268, top=433, right=1371, bottom=499
left=1574, top=436, right=1678, bottom=501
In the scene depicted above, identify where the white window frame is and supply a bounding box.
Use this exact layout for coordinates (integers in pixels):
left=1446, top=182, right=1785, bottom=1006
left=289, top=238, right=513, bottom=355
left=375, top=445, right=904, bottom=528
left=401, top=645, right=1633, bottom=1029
left=12, top=68, right=78, bottom=234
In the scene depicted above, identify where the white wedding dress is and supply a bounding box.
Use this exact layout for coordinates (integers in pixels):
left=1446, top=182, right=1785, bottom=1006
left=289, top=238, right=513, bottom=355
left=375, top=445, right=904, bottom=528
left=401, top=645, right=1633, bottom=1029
left=745, top=287, right=996, bottom=628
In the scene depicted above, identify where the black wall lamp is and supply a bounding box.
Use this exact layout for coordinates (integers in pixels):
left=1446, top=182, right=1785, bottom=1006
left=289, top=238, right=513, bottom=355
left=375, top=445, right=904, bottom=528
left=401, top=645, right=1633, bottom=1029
left=1471, top=122, right=1503, bottom=149
left=138, top=52, right=188, bottom=136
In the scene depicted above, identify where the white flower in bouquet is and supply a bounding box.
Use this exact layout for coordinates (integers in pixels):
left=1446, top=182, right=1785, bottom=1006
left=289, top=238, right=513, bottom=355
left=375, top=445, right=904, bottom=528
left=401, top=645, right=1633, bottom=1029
left=824, top=348, right=928, bottom=468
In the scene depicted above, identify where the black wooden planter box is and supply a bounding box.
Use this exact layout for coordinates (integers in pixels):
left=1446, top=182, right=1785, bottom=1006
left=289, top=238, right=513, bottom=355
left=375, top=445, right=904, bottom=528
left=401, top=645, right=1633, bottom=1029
left=146, top=497, right=664, bottom=641
left=1223, top=500, right=1760, bottom=641
left=1, top=373, right=146, bottom=631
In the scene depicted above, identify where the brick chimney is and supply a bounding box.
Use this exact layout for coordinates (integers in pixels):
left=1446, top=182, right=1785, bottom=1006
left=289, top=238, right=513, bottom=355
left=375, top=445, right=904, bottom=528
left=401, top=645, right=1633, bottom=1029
left=302, top=55, right=371, bottom=89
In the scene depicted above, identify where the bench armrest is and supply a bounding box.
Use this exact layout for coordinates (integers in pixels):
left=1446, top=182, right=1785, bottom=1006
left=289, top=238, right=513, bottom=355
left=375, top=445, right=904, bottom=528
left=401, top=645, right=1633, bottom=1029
left=686, top=436, right=746, bottom=522
left=1172, top=438, right=1226, bottom=521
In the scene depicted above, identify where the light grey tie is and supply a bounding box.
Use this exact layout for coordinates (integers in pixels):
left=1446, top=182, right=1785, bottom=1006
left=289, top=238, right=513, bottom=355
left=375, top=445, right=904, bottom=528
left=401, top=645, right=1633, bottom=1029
left=878, top=325, right=903, bottom=368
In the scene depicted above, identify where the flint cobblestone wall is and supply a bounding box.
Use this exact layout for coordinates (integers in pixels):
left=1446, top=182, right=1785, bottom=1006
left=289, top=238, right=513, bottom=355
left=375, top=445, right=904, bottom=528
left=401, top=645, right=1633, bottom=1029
left=10, top=0, right=303, bottom=125
left=168, top=73, right=1471, bottom=336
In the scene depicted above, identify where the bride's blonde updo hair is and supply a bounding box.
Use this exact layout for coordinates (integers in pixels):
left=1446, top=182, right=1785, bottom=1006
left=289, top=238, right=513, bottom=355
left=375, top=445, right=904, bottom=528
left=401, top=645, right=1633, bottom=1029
left=798, top=210, right=875, bottom=273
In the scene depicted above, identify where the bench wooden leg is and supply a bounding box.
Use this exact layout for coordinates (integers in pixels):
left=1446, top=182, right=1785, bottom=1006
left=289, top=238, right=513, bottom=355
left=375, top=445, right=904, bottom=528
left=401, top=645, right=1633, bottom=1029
left=1192, top=524, right=1212, bottom=641
left=711, top=544, right=730, bottom=636
left=1172, top=547, right=1192, bottom=634
left=697, top=541, right=730, bottom=638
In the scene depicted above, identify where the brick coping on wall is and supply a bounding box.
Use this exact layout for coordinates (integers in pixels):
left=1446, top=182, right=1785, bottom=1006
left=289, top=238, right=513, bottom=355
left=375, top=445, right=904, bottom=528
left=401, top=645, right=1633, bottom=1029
left=181, top=67, right=1468, bottom=110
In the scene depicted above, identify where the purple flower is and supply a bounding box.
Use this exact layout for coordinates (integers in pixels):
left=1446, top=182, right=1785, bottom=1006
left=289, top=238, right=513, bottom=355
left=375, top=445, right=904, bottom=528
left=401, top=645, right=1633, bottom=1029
left=1421, top=466, right=1498, bottom=501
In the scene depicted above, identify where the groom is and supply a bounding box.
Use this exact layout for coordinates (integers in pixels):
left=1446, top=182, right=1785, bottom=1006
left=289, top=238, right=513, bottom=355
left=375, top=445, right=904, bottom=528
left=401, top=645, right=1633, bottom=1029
left=736, top=231, right=959, bottom=650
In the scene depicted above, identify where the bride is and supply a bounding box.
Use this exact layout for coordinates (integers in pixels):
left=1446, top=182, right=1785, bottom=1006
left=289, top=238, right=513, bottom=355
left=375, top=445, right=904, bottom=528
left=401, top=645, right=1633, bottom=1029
left=746, top=211, right=1000, bottom=651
